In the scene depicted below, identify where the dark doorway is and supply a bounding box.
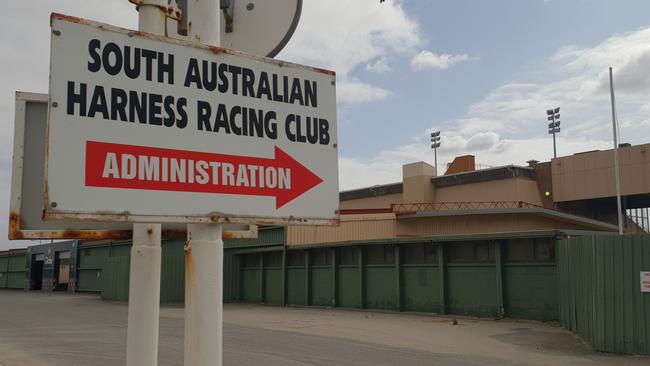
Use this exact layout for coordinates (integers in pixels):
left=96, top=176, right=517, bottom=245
left=30, top=254, right=44, bottom=290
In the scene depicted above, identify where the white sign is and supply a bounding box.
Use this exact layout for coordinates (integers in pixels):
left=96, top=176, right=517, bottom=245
left=45, top=14, right=338, bottom=225
left=641, top=272, right=650, bottom=293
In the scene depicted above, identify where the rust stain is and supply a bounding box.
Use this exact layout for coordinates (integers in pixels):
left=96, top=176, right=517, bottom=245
left=222, top=231, right=235, bottom=240
left=8, top=212, right=23, bottom=240
left=184, top=240, right=192, bottom=285
left=208, top=46, right=227, bottom=55
left=309, top=67, right=336, bottom=76
left=59, top=229, right=132, bottom=240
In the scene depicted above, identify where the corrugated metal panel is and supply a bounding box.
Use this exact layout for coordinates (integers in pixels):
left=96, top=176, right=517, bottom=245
left=101, top=256, right=130, bottom=301
left=396, top=214, right=590, bottom=237
left=1, top=251, right=27, bottom=289
left=558, top=234, right=650, bottom=355
left=225, top=227, right=284, bottom=249
left=287, top=215, right=395, bottom=246
left=161, top=240, right=184, bottom=304
left=0, top=256, right=7, bottom=288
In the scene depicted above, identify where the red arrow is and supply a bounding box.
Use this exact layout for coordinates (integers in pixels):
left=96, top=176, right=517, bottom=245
left=85, top=141, right=323, bottom=209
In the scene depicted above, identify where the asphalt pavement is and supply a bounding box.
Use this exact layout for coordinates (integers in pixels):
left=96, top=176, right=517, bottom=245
left=0, top=291, right=648, bottom=366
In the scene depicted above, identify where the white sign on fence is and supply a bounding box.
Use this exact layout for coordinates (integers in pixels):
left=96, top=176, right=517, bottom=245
left=641, top=272, right=650, bottom=293
left=45, top=14, right=338, bottom=225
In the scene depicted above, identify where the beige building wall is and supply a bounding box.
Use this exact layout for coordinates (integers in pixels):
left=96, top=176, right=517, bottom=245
left=402, top=162, right=436, bottom=203
left=287, top=214, right=396, bottom=246
left=552, top=144, right=650, bottom=202
left=434, top=178, right=543, bottom=206
left=395, top=214, right=599, bottom=237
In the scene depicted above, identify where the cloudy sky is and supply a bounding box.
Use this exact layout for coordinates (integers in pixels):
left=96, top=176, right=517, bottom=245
left=2, top=0, right=650, bottom=249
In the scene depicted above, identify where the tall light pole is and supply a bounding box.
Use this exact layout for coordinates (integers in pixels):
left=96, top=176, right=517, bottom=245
left=547, top=107, right=561, bottom=158
left=430, top=131, right=441, bottom=175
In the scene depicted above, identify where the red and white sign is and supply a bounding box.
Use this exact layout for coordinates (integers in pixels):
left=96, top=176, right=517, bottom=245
left=45, top=14, right=338, bottom=225
left=641, top=272, right=650, bottom=293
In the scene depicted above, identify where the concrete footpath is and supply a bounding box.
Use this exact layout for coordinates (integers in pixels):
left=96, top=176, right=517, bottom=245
left=0, top=291, right=647, bottom=365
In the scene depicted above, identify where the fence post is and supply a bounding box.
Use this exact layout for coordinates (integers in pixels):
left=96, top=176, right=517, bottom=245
left=332, top=248, right=338, bottom=307
left=395, top=244, right=402, bottom=312
left=495, top=241, right=504, bottom=318
left=305, top=250, right=310, bottom=306
left=437, top=243, right=446, bottom=315
left=358, top=246, right=365, bottom=309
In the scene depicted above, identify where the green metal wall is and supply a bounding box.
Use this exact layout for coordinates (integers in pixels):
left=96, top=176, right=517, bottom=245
left=447, top=265, right=497, bottom=317
left=77, top=241, right=130, bottom=292
left=504, top=264, right=558, bottom=321
left=0, top=251, right=26, bottom=289
left=101, top=256, right=130, bottom=301
left=401, top=265, right=440, bottom=312
left=558, top=235, right=650, bottom=355
left=237, top=239, right=559, bottom=320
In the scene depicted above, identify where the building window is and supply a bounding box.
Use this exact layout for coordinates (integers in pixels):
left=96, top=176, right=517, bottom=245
left=506, top=239, right=555, bottom=262
left=448, top=242, right=495, bottom=263
left=365, top=244, right=395, bottom=265
left=263, top=251, right=283, bottom=267
left=242, top=253, right=260, bottom=268
left=310, top=248, right=330, bottom=266
left=403, top=244, right=437, bottom=264
left=339, top=247, right=358, bottom=265
left=287, top=250, right=305, bottom=266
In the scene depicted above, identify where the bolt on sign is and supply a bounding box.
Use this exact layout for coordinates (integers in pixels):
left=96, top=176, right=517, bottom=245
left=44, top=14, right=338, bottom=225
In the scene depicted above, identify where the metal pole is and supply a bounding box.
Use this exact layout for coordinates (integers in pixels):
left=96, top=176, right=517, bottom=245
left=609, top=67, right=624, bottom=235
left=184, top=2, right=222, bottom=366
left=434, top=146, right=438, bottom=176
left=125, top=3, right=166, bottom=366
left=552, top=130, right=557, bottom=159
left=126, top=224, right=162, bottom=366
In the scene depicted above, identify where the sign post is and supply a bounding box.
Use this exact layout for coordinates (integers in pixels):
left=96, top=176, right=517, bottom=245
left=183, top=1, right=224, bottom=365
left=126, top=2, right=166, bottom=366
left=45, top=2, right=337, bottom=366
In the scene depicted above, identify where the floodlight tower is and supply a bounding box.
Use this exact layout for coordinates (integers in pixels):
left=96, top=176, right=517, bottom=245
left=430, top=131, right=441, bottom=175
left=547, top=107, right=561, bottom=158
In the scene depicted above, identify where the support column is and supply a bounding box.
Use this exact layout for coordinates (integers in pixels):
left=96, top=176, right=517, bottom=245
left=125, top=2, right=165, bottom=364
left=358, top=246, right=365, bottom=309
left=185, top=224, right=223, bottom=366
left=332, top=248, right=338, bottom=307
left=126, top=224, right=162, bottom=366
left=183, top=2, right=222, bottom=365
left=259, top=252, right=265, bottom=303
left=305, top=250, right=310, bottom=306
left=394, top=245, right=402, bottom=312
left=282, top=246, right=287, bottom=307
left=437, top=243, right=446, bottom=315
left=495, top=241, right=505, bottom=319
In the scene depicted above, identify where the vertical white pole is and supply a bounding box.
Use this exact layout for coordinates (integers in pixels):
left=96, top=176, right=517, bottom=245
left=185, top=224, right=223, bottom=366
left=126, top=3, right=166, bottom=366
left=184, top=2, right=222, bottom=366
left=126, top=224, right=162, bottom=366
left=609, top=67, right=624, bottom=235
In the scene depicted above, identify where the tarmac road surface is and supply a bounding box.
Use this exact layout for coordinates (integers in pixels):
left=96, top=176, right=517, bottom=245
left=1, top=291, right=648, bottom=366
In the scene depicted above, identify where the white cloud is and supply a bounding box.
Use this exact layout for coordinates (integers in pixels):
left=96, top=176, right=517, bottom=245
left=410, top=51, right=472, bottom=71
left=0, top=1, right=137, bottom=250
left=337, top=79, right=391, bottom=105
left=366, top=58, right=393, bottom=74
left=279, top=0, right=420, bottom=104
left=340, top=27, right=650, bottom=190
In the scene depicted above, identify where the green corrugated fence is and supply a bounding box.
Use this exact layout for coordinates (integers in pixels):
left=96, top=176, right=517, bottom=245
left=0, top=250, right=27, bottom=289
left=236, top=239, right=559, bottom=321
left=558, top=234, right=650, bottom=355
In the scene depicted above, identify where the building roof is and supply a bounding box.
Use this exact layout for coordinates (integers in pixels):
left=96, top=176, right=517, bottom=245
left=432, top=165, right=535, bottom=187
left=339, top=182, right=403, bottom=201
